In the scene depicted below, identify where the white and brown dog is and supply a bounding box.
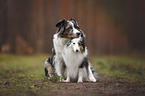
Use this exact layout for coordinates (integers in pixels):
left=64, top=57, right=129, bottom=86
left=44, top=18, right=84, bottom=80
left=62, top=37, right=96, bottom=82
left=44, top=18, right=97, bottom=82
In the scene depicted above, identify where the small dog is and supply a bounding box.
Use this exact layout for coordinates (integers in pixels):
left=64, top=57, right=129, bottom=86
left=62, top=37, right=96, bottom=82
left=44, top=18, right=84, bottom=80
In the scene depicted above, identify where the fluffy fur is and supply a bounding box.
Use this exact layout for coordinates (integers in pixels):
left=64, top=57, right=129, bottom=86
left=44, top=18, right=97, bottom=82
left=62, top=37, right=96, bottom=82
left=44, top=18, right=84, bottom=80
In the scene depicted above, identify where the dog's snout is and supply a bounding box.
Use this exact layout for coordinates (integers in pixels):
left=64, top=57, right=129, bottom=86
left=76, top=33, right=80, bottom=36
left=76, top=50, right=79, bottom=52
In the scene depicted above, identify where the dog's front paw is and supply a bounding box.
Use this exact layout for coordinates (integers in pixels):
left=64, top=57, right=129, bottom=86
left=62, top=79, right=70, bottom=83
left=77, top=80, right=83, bottom=83
left=89, top=78, right=96, bottom=82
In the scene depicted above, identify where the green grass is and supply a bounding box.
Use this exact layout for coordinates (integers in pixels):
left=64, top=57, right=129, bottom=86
left=91, top=55, right=145, bottom=82
left=0, top=54, right=145, bottom=95
left=0, top=54, right=59, bottom=96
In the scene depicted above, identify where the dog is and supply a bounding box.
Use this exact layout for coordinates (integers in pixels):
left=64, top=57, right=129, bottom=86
left=44, top=18, right=84, bottom=80
left=62, top=37, right=97, bottom=82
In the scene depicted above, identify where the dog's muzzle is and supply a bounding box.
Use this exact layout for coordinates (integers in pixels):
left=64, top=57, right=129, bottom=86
left=75, top=49, right=79, bottom=52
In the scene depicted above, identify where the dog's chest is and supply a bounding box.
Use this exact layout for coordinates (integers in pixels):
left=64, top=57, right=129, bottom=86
left=62, top=48, right=85, bottom=79
left=62, top=48, right=84, bottom=67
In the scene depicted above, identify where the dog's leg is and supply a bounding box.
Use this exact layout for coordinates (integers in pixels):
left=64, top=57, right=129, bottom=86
left=44, top=59, right=54, bottom=79
left=88, top=64, right=96, bottom=82
left=62, top=68, right=70, bottom=82
left=54, top=56, right=63, bottom=81
left=44, top=59, right=49, bottom=76
left=55, top=61, right=62, bottom=76
left=44, top=68, right=48, bottom=76
left=78, top=68, right=83, bottom=83
left=63, top=77, right=70, bottom=82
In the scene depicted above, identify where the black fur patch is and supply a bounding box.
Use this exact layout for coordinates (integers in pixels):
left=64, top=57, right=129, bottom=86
left=56, top=18, right=67, bottom=28
left=56, top=19, right=68, bottom=37
left=70, top=18, right=79, bottom=29
left=57, top=21, right=69, bottom=38
left=80, top=37, right=86, bottom=52
left=45, top=68, right=48, bottom=76
left=47, top=46, right=56, bottom=68
left=80, top=30, right=85, bottom=38
left=79, top=57, right=89, bottom=68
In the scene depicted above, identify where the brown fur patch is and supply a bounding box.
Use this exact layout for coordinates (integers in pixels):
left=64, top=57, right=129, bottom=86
left=79, top=45, right=83, bottom=52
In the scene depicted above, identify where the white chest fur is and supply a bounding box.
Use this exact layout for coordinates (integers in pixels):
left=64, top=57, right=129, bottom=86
left=62, top=46, right=86, bottom=79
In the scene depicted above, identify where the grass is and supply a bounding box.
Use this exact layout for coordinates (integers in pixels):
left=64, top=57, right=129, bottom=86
left=0, top=54, right=58, bottom=96
left=91, top=55, right=145, bottom=82
left=0, top=54, right=145, bottom=95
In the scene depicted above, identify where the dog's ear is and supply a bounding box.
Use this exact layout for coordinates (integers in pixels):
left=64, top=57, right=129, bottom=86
left=70, top=18, right=79, bottom=27
left=80, top=37, right=86, bottom=52
left=70, top=18, right=76, bottom=21
left=56, top=18, right=67, bottom=27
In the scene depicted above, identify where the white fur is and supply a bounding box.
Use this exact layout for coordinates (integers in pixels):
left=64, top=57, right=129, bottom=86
left=62, top=44, right=87, bottom=81
left=88, top=62, right=96, bottom=82
left=71, top=38, right=82, bottom=52
left=53, top=21, right=81, bottom=80
left=68, top=21, right=80, bottom=34
left=62, top=38, right=96, bottom=82
left=53, top=33, right=68, bottom=77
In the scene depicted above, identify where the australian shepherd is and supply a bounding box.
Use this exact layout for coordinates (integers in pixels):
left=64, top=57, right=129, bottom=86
left=62, top=37, right=96, bottom=82
left=44, top=18, right=97, bottom=82
left=44, top=18, right=84, bottom=80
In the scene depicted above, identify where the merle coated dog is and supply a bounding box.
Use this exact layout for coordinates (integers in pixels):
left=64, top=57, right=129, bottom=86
left=44, top=18, right=84, bottom=80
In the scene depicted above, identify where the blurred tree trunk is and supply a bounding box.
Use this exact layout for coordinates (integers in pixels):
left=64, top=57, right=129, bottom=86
left=0, top=0, right=7, bottom=51
left=1, top=0, right=145, bottom=54
left=36, top=0, right=44, bottom=53
left=127, top=0, right=145, bottom=51
left=7, top=0, right=17, bottom=53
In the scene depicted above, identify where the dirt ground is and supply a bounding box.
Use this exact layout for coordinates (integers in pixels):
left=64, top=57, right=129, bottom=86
left=24, top=76, right=145, bottom=96
left=44, top=78, right=145, bottom=96
left=0, top=55, right=145, bottom=96
left=1, top=75, right=145, bottom=96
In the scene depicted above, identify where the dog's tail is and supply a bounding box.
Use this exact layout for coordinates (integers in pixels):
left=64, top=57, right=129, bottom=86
left=90, top=66, right=102, bottom=81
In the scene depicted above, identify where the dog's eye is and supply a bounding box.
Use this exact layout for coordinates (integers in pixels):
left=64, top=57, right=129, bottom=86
left=78, top=43, right=81, bottom=46
left=73, top=43, right=75, bottom=44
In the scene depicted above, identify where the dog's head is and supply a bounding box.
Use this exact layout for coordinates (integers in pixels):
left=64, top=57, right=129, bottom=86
left=56, top=18, right=84, bottom=39
left=66, top=37, right=86, bottom=53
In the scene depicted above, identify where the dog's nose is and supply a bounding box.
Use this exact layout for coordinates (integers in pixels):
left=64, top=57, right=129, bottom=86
left=76, top=50, right=79, bottom=52
left=76, top=33, right=80, bottom=36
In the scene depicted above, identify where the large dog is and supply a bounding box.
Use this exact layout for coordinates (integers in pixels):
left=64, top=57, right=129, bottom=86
left=44, top=18, right=84, bottom=80
left=62, top=37, right=96, bottom=82
left=44, top=18, right=98, bottom=82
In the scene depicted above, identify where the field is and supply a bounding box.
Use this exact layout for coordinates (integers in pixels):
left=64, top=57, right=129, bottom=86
left=0, top=54, right=145, bottom=96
